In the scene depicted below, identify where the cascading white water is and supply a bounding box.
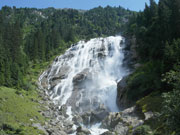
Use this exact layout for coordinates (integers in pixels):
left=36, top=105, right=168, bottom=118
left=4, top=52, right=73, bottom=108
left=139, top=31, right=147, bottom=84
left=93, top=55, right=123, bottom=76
left=39, top=35, right=128, bottom=134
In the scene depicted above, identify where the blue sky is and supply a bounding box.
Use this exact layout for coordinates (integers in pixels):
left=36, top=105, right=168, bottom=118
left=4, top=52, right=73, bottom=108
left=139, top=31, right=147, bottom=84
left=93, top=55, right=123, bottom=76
left=0, top=0, right=159, bottom=11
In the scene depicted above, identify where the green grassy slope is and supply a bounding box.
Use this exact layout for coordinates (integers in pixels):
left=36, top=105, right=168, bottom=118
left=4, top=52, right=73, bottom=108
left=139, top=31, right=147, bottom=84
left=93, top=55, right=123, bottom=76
left=0, top=87, right=45, bottom=135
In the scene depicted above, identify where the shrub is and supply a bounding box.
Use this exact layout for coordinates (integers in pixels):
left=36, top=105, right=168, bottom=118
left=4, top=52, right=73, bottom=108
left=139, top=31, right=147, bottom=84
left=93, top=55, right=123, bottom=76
left=133, top=125, right=152, bottom=135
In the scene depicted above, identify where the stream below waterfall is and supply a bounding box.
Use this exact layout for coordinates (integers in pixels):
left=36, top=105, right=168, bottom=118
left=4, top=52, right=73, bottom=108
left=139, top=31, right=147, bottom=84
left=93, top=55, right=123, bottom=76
left=39, top=36, right=129, bottom=135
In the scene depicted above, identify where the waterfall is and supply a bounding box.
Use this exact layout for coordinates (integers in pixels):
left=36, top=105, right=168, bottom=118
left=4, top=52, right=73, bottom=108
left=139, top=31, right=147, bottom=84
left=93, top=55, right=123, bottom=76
left=39, top=36, right=128, bottom=134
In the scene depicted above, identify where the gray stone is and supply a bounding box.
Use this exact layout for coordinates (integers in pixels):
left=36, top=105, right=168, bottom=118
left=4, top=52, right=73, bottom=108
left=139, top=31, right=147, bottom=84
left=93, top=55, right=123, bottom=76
left=98, top=52, right=106, bottom=58
left=144, top=111, right=154, bottom=120
left=40, top=77, right=49, bottom=89
left=59, top=104, right=67, bottom=116
left=90, top=105, right=109, bottom=124
left=72, top=115, right=83, bottom=126
left=66, top=128, right=75, bottom=134
left=101, top=131, right=116, bottom=135
left=52, top=65, right=70, bottom=80
left=48, top=65, right=71, bottom=90
left=51, top=130, right=67, bottom=135
left=101, top=107, right=144, bottom=135
left=114, top=122, right=128, bottom=135
left=73, top=68, right=91, bottom=85
left=72, top=68, right=93, bottom=92
left=76, top=126, right=91, bottom=135
left=32, top=123, right=48, bottom=134
left=101, top=112, right=123, bottom=130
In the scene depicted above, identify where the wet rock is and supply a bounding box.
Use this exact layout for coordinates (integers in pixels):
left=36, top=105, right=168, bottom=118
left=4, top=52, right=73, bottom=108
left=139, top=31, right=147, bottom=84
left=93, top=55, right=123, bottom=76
left=101, top=131, right=116, bottom=135
left=117, top=76, right=132, bottom=108
left=99, top=44, right=106, bottom=51
left=54, top=65, right=70, bottom=80
left=54, top=57, right=59, bottom=62
left=59, top=105, right=68, bottom=117
left=72, top=115, right=83, bottom=126
left=40, top=77, right=49, bottom=89
left=90, top=105, right=109, bottom=124
left=49, top=80, right=61, bottom=90
left=79, top=105, right=109, bottom=126
left=76, top=126, right=91, bottom=135
left=62, top=52, right=74, bottom=59
left=81, top=112, right=91, bottom=125
left=98, top=52, right=106, bottom=58
left=73, top=68, right=91, bottom=84
left=48, top=65, right=70, bottom=90
left=72, top=68, right=93, bottom=92
left=101, top=112, right=123, bottom=130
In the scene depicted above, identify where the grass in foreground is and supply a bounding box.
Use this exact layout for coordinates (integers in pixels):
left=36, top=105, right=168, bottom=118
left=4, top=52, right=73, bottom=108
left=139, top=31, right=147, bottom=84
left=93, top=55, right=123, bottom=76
left=0, top=87, right=45, bottom=135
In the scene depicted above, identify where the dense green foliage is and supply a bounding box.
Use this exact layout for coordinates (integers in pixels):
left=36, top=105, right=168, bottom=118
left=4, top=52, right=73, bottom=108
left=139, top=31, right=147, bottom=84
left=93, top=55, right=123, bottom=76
left=125, top=0, right=180, bottom=134
left=161, top=69, right=180, bottom=134
left=133, top=125, right=152, bottom=135
left=0, top=6, right=132, bottom=88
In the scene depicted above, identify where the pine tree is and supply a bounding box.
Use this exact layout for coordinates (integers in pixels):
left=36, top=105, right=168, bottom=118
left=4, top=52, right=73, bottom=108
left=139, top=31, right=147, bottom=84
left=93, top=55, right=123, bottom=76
left=170, top=0, right=180, bottom=39
left=0, top=36, right=5, bottom=85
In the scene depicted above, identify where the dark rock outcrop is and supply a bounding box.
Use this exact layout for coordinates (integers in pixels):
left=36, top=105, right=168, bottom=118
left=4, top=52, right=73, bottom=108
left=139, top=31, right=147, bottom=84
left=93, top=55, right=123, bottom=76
left=72, top=68, right=93, bottom=93
left=76, top=126, right=91, bottom=135
left=72, top=68, right=92, bottom=86
left=116, top=76, right=133, bottom=109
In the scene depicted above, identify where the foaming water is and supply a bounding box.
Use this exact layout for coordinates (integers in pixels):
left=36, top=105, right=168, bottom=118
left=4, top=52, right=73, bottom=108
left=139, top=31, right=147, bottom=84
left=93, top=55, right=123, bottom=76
left=40, top=36, right=128, bottom=134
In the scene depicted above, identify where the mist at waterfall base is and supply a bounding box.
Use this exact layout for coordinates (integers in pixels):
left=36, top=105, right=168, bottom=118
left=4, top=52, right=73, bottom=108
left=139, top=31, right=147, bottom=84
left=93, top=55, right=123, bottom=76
left=40, top=36, right=129, bottom=134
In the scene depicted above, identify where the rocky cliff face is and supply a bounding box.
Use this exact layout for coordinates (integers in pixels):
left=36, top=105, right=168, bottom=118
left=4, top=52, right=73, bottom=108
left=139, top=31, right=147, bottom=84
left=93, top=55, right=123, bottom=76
left=116, top=76, right=131, bottom=109
left=38, top=35, right=150, bottom=135
left=39, top=36, right=132, bottom=134
left=116, top=35, right=142, bottom=109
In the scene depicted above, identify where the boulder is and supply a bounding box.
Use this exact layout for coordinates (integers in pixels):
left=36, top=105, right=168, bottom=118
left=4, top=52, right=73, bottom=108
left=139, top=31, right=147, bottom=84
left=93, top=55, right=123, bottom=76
left=48, top=65, right=70, bottom=90
left=66, top=128, right=75, bottom=134
left=76, top=126, right=91, bottom=135
left=51, top=65, right=70, bottom=81
left=114, top=122, right=128, bottom=135
left=62, top=52, right=74, bottom=59
left=32, top=123, right=48, bottom=134
left=59, top=104, right=68, bottom=117
left=73, top=68, right=91, bottom=84
left=72, top=115, right=83, bottom=126
left=72, top=68, right=92, bottom=91
left=101, top=112, right=123, bottom=130
left=101, top=131, right=116, bottom=135
left=90, top=105, right=109, bottom=124
left=80, top=105, right=109, bottom=126
left=51, top=130, right=67, bottom=135
left=98, top=52, right=106, bottom=58
left=40, top=76, right=49, bottom=89
left=49, top=80, right=61, bottom=90
left=101, top=107, right=144, bottom=135
left=81, top=112, right=91, bottom=125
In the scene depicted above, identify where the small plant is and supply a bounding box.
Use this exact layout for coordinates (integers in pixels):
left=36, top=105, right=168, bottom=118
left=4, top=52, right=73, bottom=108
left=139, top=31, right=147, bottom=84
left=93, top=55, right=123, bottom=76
left=133, top=125, right=153, bottom=135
